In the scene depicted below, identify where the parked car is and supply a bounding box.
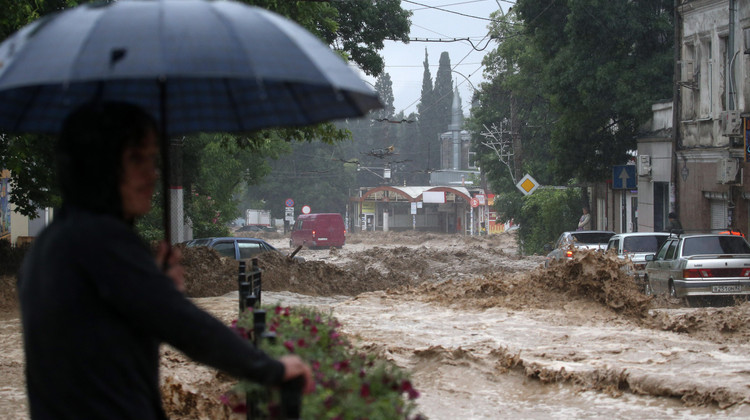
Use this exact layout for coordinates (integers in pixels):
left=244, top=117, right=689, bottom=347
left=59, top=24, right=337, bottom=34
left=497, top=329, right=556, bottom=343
left=545, top=230, right=615, bottom=267
left=290, top=213, right=346, bottom=248
left=644, top=233, right=750, bottom=306
left=185, top=237, right=304, bottom=261
left=607, top=232, right=671, bottom=291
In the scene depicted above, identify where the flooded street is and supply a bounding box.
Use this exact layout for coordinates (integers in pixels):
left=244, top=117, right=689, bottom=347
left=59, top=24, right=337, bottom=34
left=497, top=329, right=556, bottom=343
left=3, top=230, right=750, bottom=418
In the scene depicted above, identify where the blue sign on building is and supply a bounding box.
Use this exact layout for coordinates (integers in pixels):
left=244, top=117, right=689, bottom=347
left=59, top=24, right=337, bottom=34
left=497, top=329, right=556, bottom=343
left=612, top=165, right=636, bottom=189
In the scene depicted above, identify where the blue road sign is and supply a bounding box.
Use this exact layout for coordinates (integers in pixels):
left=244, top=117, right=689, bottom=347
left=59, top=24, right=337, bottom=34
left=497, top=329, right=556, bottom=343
left=285, top=198, right=294, bottom=207
left=612, top=165, right=636, bottom=189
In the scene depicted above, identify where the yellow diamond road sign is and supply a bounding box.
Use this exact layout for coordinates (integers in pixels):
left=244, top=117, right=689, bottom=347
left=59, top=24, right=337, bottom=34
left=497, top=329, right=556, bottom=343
left=516, top=174, right=540, bottom=196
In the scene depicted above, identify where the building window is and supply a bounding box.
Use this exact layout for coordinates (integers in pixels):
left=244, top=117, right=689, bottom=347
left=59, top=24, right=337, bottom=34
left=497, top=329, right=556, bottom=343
left=682, top=42, right=698, bottom=120
left=699, top=38, right=712, bottom=118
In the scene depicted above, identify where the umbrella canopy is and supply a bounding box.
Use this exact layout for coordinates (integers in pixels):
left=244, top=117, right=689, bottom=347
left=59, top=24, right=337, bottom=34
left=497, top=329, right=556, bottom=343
left=0, top=0, right=381, bottom=134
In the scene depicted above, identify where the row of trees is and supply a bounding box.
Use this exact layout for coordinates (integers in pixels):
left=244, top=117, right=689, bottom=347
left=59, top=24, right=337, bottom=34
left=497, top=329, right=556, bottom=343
left=466, top=0, right=674, bottom=253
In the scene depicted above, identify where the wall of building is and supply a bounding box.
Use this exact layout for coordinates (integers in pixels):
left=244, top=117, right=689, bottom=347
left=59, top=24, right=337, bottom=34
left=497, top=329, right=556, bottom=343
left=678, top=148, right=748, bottom=232
left=637, top=136, right=674, bottom=232
left=676, top=0, right=749, bottom=233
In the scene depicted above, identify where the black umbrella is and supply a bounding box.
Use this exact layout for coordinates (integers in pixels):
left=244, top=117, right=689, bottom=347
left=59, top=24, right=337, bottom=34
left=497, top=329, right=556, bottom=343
left=0, top=0, right=381, bottom=242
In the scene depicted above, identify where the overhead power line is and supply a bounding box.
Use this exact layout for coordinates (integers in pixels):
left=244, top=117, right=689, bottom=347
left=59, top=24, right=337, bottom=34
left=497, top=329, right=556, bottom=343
left=397, top=36, right=496, bottom=52
left=403, top=0, right=499, bottom=22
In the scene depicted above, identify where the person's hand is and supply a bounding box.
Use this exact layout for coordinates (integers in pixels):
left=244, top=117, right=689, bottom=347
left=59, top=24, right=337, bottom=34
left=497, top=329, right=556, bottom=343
left=279, top=355, right=315, bottom=394
left=156, top=241, right=185, bottom=293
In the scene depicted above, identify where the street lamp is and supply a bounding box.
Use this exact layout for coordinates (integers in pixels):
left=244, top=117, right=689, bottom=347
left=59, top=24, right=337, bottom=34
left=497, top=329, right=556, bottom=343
left=451, top=70, right=478, bottom=92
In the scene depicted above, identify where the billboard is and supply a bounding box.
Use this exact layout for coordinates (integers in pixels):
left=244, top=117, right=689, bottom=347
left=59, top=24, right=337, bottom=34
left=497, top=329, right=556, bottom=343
left=422, top=191, right=446, bottom=204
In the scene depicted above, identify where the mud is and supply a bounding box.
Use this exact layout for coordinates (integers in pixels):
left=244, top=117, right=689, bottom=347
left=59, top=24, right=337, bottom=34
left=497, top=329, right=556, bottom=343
left=2, top=230, right=750, bottom=419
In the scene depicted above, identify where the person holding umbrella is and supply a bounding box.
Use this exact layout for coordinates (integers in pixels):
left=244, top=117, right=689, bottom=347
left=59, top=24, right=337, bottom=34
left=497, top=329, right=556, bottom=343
left=18, top=102, right=314, bottom=419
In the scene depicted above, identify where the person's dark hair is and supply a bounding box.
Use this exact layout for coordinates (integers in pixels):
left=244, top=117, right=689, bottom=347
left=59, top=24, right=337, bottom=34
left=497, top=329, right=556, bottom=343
left=57, top=102, right=158, bottom=219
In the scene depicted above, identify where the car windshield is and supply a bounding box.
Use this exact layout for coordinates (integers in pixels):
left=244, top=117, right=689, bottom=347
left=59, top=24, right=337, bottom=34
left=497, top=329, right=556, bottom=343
left=622, top=235, right=668, bottom=253
left=571, top=232, right=613, bottom=244
left=186, top=239, right=210, bottom=247
left=682, top=236, right=750, bottom=256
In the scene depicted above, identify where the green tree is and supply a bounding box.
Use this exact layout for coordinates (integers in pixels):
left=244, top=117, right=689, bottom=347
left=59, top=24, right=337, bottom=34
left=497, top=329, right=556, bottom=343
left=468, top=8, right=558, bottom=190
left=433, top=52, right=454, bottom=140
left=513, top=0, right=674, bottom=181
left=242, top=140, right=358, bottom=219
left=416, top=50, right=437, bottom=174
left=516, top=187, right=581, bottom=255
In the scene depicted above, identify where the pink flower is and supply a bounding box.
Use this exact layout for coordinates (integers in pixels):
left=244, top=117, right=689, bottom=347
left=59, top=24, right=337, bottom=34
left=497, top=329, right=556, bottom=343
left=333, top=360, right=350, bottom=372
left=310, top=325, right=318, bottom=335
left=297, top=338, right=306, bottom=348
left=400, top=380, right=420, bottom=400
left=360, top=382, right=371, bottom=398
left=284, top=340, right=295, bottom=353
left=275, top=306, right=283, bottom=314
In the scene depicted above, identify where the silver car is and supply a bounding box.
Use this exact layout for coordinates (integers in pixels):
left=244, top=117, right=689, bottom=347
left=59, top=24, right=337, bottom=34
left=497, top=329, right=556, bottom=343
left=607, top=232, right=671, bottom=291
left=545, top=230, right=615, bottom=267
left=644, top=233, right=750, bottom=305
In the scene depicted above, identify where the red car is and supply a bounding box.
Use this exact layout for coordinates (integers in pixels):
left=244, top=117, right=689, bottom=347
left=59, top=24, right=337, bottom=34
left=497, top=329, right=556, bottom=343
left=290, top=213, right=346, bottom=249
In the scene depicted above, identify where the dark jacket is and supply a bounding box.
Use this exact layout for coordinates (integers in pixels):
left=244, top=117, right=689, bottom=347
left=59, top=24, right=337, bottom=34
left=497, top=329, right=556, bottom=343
left=19, top=206, right=284, bottom=419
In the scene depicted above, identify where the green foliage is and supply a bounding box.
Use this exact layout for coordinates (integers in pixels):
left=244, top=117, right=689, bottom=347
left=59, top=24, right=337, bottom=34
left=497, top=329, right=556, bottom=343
left=515, top=188, right=581, bottom=255
left=0, top=134, right=60, bottom=217
left=512, top=0, right=674, bottom=181
left=229, top=305, right=423, bottom=419
left=416, top=50, right=454, bottom=172
left=243, top=140, right=358, bottom=218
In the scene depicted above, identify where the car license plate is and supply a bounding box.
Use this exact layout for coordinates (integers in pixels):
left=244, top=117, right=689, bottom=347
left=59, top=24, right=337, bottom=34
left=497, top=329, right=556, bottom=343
left=318, top=237, right=328, bottom=241
left=712, top=285, right=741, bottom=293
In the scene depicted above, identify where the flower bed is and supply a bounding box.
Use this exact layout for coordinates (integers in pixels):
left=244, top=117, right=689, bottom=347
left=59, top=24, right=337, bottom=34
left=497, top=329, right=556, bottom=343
left=226, top=305, right=424, bottom=419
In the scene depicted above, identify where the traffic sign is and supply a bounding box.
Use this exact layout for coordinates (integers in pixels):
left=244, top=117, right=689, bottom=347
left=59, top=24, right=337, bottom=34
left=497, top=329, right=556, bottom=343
left=515, top=174, right=540, bottom=196
left=285, top=198, right=294, bottom=207
left=470, top=198, right=479, bottom=208
left=612, top=165, right=636, bottom=189
left=301, top=205, right=311, bottom=214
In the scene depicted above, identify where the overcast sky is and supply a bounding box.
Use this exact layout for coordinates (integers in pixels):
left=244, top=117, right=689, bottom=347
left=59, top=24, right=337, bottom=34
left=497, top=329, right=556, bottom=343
left=361, top=0, right=511, bottom=117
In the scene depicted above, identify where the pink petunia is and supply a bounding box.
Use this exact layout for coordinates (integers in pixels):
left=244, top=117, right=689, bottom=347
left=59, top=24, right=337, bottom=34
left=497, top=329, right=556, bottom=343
left=360, top=383, right=371, bottom=398
left=283, top=340, right=295, bottom=353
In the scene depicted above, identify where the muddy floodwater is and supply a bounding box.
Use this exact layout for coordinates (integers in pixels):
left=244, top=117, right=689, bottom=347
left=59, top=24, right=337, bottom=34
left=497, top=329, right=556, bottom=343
left=3, top=230, right=750, bottom=419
